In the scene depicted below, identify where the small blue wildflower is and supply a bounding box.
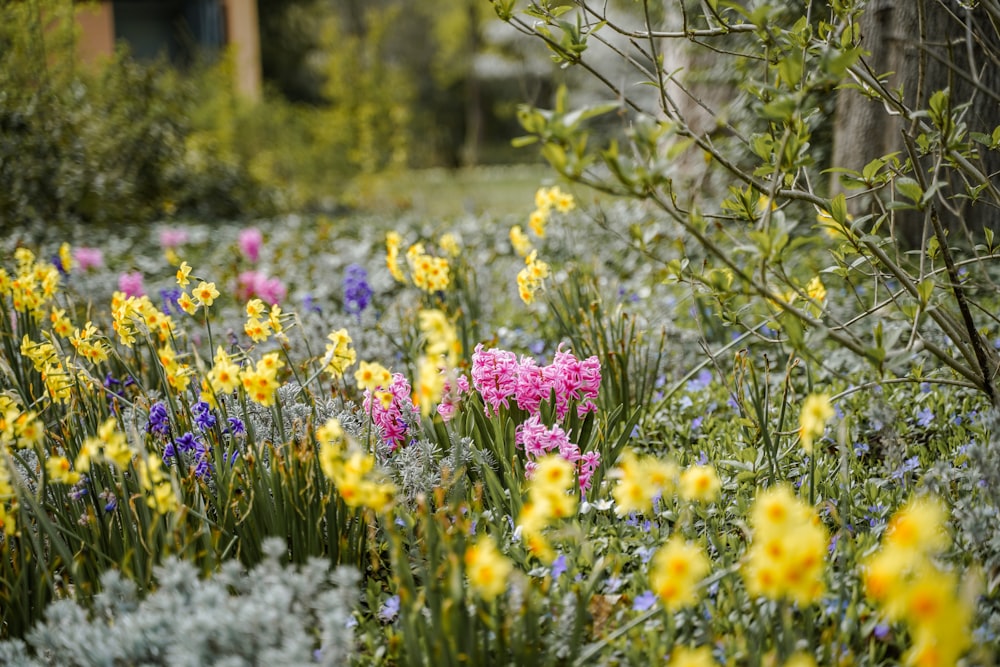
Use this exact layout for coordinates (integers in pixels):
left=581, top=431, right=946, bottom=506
left=630, top=424, right=640, bottom=438
left=378, top=595, right=400, bottom=623
left=529, top=340, right=546, bottom=356
left=853, top=442, right=869, bottom=456
left=146, top=402, right=171, bottom=436
left=697, top=450, right=709, bottom=466
left=603, top=576, right=624, bottom=594
left=691, top=416, right=704, bottom=430
left=226, top=417, right=246, bottom=435
left=343, top=264, right=373, bottom=317
left=103, top=373, right=121, bottom=388
left=302, top=293, right=322, bottom=315
left=632, top=590, right=656, bottom=612
left=873, top=623, right=890, bottom=640
left=686, top=368, right=713, bottom=392
left=551, top=554, right=567, bottom=579
left=636, top=546, right=655, bottom=564
left=890, top=456, right=921, bottom=482
left=678, top=396, right=693, bottom=410
left=916, top=407, right=934, bottom=428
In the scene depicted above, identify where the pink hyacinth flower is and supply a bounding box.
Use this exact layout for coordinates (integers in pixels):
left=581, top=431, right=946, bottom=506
left=238, top=228, right=263, bottom=263
left=118, top=271, right=145, bottom=298
left=471, top=344, right=519, bottom=416
left=73, top=247, right=104, bottom=271
left=159, top=228, right=189, bottom=249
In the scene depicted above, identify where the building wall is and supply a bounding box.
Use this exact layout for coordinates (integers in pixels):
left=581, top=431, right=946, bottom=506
left=73, top=0, right=261, bottom=100
left=74, top=2, right=115, bottom=65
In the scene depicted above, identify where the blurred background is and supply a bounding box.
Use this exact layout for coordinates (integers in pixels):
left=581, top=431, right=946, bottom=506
left=0, top=0, right=581, bottom=227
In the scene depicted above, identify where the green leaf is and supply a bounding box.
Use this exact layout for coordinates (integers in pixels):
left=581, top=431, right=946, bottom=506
left=895, top=177, right=923, bottom=205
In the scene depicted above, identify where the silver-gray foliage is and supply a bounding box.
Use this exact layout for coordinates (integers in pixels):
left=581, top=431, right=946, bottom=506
left=0, top=538, right=359, bottom=666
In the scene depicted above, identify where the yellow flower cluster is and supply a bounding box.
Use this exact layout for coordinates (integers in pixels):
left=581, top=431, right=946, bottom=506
left=316, top=418, right=394, bottom=513
left=679, top=464, right=722, bottom=504
left=406, top=242, right=450, bottom=293
left=0, top=395, right=44, bottom=449
left=324, top=329, right=357, bottom=380
left=464, top=536, right=514, bottom=602
left=650, top=536, right=711, bottom=610
left=244, top=298, right=283, bottom=343
left=136, top=454, right=179, bottom=515
left=20, top=336, right=74, bottom=404
left=798, top=393, right=834, bottom=454
left=75, top=417, right=132, bottom=472
left=46, top=455, right=80, bottom=485
left=172, top=262, right=220, bottom=316
left=204, top=347, right=242, bottom=400
left=743, top=486, right=828, bottom=605
left=111, top=291, right=178, bottom=347
left=529, top=186, right=575, bottom=238
left=517, top=250, right=550, bottom=305
left=0, top=248, right=60, bottom=317
left=611, top=450, right=679, bottom=515
left=385, top=232, right=407, bottom=283
left=50, top=308, right=73, bottom=338
left=355, top=360, right=392, bottom=392
left=240, top=352, right=284, bottom=406
left=667, top=646, right=717, bottom=667
left=509, top=225, right=533, bottom=258
left=70, top=321, right=109, bottom=365
left=0, top=455, right=17, bottom=537
left=414, top=309, right=460, bottom=416
left=863, top=496, right=971, bottom=666
left=518, top=455, right=578, bottom=563
left=385, top=232, right=453, bottom=293
left=158, top=343, right=193, bottom=393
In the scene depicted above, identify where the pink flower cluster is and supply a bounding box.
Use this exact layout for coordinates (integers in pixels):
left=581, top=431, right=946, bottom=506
left=437, top=373, right=470, bottom=423
left=471, top=344, right=603, bottom=490
left=73, top=247, right=104, bottom=271
left=471, top=344, right=601, bottom=419
left=363, top=373, right=420, bottom=452
left=517, top=415, right=602, bottom=491
left=238, top=228, right=263, bottom=263
left=236, top=270, right=287, bottom=305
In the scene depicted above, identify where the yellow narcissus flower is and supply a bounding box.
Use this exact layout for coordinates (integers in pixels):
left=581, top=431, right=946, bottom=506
left=667, top=646, right=717, bottom=667
left=679, top=464, right=722, bottom=504
left=354, top=360, right=391, bottom=391
left=439, top=232, right=461, bottom=257
left=798, top=393, right=834, bottom=454
left=885, top=495, right=949, bottom=555
left=743, top=485, right=828, bottom=606
left=246, top=298, right=266, bottom=319
left=176, top=261, right=192, bottom=288
left=650, top=536, right=711, bottom=610
left=509, top=225, right=533, bottom=257
left=324, top=329, right=356, bottom=379
left=45, top=455, right=80, bottom=485
left=464, top=536, right=513, bottom=602
left=177, top=291, right=198, bottom=315
left=193, top=281, right=220, bottom=308
left=208, top=347, right=242, bottom=394
left=611, top=450, right=678, bottom=515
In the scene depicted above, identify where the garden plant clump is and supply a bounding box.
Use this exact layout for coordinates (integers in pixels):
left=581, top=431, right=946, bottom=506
left=2, top=0, right=1000, bottom=665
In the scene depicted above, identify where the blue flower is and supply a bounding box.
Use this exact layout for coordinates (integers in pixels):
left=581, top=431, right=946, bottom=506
left=146, top=402, right=171, bottom=436
left=192, top=401, right=217, bottom=431
left=916, top=407, right=934, bottom=428
left=302, top=293, right=322, bottom=315
left=343, top=264, right=373, bottom=317
left=632, top=590, right=656, bottom=612
left=175, top=431, right=199, bottom=453
left=379, top=595, right=400, bottom=622
left=226, top=417, right=246, bottom=435
left=159, top=288, right=182, bottom=315
left=551, top=554, right=567, bottom=579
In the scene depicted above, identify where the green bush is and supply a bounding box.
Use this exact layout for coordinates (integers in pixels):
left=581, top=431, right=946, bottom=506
left=0, top=0, right=274, bottom=227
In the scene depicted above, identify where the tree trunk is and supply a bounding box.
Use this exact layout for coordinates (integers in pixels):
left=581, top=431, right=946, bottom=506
left=832, top=0, right=1000, bottom=248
